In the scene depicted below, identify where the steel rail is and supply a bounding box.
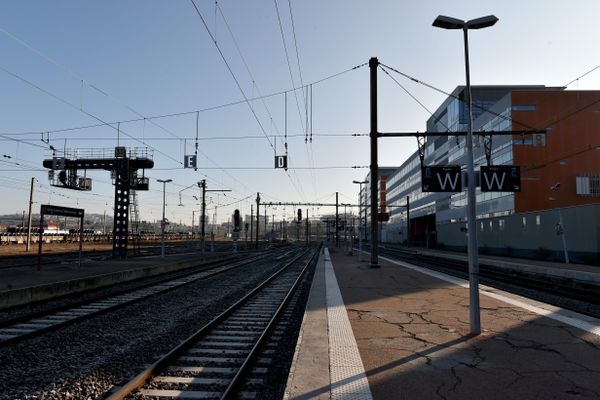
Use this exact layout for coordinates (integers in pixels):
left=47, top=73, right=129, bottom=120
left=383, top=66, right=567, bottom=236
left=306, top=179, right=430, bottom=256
left=0, top=251, right=277, bottom=346
left=106, top=247, right=315, bottom=400
left=221, top=244, right=321, bottom=399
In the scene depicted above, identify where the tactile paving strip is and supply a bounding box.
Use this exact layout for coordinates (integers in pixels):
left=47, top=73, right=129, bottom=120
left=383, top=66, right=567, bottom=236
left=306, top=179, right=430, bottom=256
left=324, top=248, right=373, bottom=400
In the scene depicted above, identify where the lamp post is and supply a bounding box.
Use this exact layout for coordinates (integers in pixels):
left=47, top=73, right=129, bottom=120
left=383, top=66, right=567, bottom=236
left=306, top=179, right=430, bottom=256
left=157, top=178, right=172, bottom=258
left=433, top=14, right=498, bottom=335
left=550, top=182, right=569, bottom=264
left=353, top=179, right=368, bottom=261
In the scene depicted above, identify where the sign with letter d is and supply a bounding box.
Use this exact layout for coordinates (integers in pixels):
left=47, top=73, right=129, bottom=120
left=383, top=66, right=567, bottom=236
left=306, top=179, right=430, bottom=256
left=274, top=155, right=287, bottom=169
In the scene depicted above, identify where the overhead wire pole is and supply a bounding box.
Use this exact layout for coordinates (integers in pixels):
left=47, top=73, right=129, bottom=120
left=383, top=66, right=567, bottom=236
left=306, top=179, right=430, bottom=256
left=335, top=192, right=339, bottom=247
left=256, top=193, right=260, bottom=249
left=200, top=180, right=232, bottom=253
left=26, top=177, right=35, bottom=252
left=306, top=208, right=309, bottom=244
left=200, top=179, right=206, bottom=254
left=369, top=57, right=380, bottom=268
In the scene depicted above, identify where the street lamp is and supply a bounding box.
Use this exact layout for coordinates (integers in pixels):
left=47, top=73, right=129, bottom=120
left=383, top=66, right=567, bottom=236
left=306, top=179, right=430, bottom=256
left=353, top=180, right=368, bottom=261
left=157, top=178, right=172, bottom=258
left=550, top=182, right=569, bottom=264
left=433, top=14, right=498, bottom=335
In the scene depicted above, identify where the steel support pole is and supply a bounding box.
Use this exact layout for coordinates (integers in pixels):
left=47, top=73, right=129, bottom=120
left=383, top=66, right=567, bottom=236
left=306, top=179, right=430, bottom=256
left=558, top=208, right=570, bottom=264
left=37, top=209, right=44, bottom=270
left=335, top=191, right=339, bottom=248
left=255, top=193, right=260, bottom=249
left=26, top=177, right=35, bottom=252
left=406, top=195, right=410, bottom=247
left=250, top=205, right=253, bottom=244
left=78, top=215, right=84, bottom=268
left=463, top=28, right=481, bottom=335
left=306, top=208, right=309, bottom=244
left=369, top=57, right=380, bottom=268
left=201, top=179, right=206, bottom=254
left=160, top=181, right=167, bottom=258
left=344, top=204, right=347, bottom=250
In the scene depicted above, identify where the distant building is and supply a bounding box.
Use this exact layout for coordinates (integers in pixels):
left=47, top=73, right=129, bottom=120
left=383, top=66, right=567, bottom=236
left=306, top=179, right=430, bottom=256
left=357, top=167, right=397, bottom=242
left=374, top=85, right=600, bottom=261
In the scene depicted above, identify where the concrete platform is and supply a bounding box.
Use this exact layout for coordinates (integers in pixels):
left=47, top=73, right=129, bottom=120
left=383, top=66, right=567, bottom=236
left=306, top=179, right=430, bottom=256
left=285, top=247, right=600, bottom=399
left=0, top=252, right=229, bottom=309
left=403, top=246, right=600, bottom=284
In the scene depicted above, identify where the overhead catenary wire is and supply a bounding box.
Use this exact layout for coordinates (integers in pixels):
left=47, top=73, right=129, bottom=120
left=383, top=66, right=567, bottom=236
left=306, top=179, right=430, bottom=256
left=379, top=61, right=539, bottom=132
left=564, top=63, right=600, bottom=88
left=379, top=62, right=600, bottom=174
left=189, top=0, right=275, bottom=151
left=0, top=26, right=259, bottom=200
left=287, top=0, right=307, bottom=131
left=0, top=64, right=366, bottom=138
left=273, top=0, right=306, bottom=136
left=194, top=0, right=310, bottom=203
left=379, top=65, right=451, bottom=132
left=152, top=165, right=367, bottom=170
left=215, top=2, right=287, bottom=152
left=0, top=63, right=181, bottom=165
left=0, top=132, right=362, bottom=141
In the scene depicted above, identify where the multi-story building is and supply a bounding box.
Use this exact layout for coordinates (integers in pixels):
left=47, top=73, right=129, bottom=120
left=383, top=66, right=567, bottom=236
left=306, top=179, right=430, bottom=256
left=357, top=167, right=397, bottom=241
left=380, top=85, right=600, bottom=261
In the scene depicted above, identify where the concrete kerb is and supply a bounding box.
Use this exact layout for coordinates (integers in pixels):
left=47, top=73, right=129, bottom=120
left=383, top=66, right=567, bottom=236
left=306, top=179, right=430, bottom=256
left=409, top=248, right=600, bottom=285
left=0, top=255, right=231, bottom=310
left=284, top=246, right=331, bottom=400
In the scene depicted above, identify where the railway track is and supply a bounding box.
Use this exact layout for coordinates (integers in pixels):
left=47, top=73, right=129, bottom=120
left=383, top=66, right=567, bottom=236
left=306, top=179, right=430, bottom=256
left=0, top=249, right=286, bottom=346
left=376, top=246, right=600, bottom=318
left=0, top=241, right=250, bottom=269
left=105, top=245, right=320, bottom=400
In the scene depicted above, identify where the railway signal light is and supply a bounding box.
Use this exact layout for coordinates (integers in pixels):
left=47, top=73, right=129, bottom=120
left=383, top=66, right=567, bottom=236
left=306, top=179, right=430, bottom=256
left=297, top=208, right=302, bottom=222
left=233, top=209, right=241, bottom=232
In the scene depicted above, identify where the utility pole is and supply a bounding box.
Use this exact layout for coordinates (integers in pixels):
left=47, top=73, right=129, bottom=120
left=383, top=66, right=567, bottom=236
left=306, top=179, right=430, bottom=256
left=406, top=195, right=410, bottom=247
left=192, top=210, right=195, bottom=239
left=199, top=180, right=230, bottom=252
left=158, top=178, right=172, bottom=258
left=255, top=193, right=260, bottom=249
left=250, top=205, right=253, bottom=244
left=369, top=56, right=380, bottom=268
left=26, top=177, right=35, bottom=252
left=335, top=191, right=339, bottom=247
left=343, top=204, right=347, bottom=246
left=306, top=208, right=309, bottom=244
left=200, top=179, right=206, bottom=254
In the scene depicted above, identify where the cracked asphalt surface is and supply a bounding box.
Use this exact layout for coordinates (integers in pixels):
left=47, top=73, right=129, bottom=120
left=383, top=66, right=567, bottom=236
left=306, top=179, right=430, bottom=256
left=329, top=250, right=600, bottom=400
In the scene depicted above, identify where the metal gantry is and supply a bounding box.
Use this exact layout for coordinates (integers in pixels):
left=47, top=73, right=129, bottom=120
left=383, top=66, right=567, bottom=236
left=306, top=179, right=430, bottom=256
left=43, top=147, right=153, bottom=258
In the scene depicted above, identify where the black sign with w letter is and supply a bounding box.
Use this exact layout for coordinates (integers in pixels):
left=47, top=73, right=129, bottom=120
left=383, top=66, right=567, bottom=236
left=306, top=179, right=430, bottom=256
left=421, top=165, right=462, bottom=192
left=480, top=165, right=521, bottom=192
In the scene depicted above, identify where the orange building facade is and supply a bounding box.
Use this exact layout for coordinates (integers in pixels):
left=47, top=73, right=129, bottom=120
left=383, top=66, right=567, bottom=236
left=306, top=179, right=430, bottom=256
left=511, top=90, right=600, bottom=213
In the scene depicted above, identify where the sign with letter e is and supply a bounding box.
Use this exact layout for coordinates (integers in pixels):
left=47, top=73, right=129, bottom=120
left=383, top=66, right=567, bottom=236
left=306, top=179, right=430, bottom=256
left=184, top=155, right=197, bottom=169
left=421, top=165, right=462, bottom=192
left=274, top=155, right=287, bottom=169
left=480, top=165, right=520, bottom=192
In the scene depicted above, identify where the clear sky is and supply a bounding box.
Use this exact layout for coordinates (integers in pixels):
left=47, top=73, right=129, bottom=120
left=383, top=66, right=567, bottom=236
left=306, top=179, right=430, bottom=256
left=1, top=0, right=600, bottom=226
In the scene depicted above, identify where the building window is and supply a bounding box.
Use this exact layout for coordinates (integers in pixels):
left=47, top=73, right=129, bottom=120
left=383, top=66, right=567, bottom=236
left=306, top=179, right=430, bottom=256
left=576, top=176, right=600, bottom=196
left=512, top=104, right=536, bottom=111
